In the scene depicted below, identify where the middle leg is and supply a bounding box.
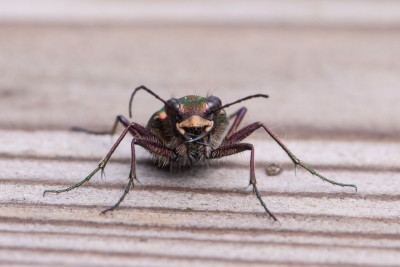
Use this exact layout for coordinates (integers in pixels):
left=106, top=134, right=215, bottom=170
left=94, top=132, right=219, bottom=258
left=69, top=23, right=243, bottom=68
left=222, top=121, right=357, bottom=189
left=101, top=137, right=176, bottom=214
left=44, top=122, right=175, bottom=198
left=211, top=143, right=277, bottom=221
left=100, top=138, right=137, bottom=214
left=43, top=122, right=137, bottom=196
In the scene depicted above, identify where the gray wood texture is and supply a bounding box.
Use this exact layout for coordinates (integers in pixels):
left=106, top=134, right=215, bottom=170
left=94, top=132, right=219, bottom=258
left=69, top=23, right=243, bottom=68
left=1, top=1, right=399, bottom=266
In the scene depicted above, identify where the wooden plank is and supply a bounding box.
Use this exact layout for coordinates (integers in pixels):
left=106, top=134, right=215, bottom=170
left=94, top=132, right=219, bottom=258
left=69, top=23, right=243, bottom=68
left=1, top=3, right=399, bottom=265
left=0, top=129, right=399, bottom=266
left=1, top=25, right=400, bottom=140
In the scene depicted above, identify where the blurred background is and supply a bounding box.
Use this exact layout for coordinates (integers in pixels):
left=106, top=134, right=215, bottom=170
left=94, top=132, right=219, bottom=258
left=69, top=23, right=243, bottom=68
left=1, top=0, right=399, bottom=140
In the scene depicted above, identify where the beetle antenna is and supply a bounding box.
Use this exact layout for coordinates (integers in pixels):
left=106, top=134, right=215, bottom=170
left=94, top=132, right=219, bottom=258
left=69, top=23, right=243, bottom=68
left=129, top=85, right=168, bottom=118
left=217, top=94, right=269, bottom=111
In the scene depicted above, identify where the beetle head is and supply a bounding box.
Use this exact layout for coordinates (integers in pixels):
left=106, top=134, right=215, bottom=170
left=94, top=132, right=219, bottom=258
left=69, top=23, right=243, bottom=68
left=165, top=96, right=222, bottom=143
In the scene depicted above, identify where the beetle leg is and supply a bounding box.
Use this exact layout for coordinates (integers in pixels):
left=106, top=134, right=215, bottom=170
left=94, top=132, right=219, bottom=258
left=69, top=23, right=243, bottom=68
left=43, top=123, right=136, bottom=196
left=211, top=143, right=277, bottom=221
left=72, top=115, right=164, bottom=145
left=45, top=120, right=171, bottom=196
left=101, top=137, right=176, bottom=214
left=225, top=107, right=247, bottom=140
left=224, top=122, right=357, bottom=190
left=101, top=139, right=137, bottom=214
left=44, top=121, right=176, bottom=213
left=72, top=115, right=137, bottom=136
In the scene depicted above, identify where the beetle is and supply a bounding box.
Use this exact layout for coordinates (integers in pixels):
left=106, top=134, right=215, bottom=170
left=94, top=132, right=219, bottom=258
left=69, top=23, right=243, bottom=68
left=44, top=85, right=357, bottom=221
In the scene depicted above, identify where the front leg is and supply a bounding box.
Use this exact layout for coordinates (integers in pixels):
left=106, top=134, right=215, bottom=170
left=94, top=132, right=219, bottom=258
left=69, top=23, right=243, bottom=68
left=225, top=107, right=247, bottom=140
left=211, top=121, right=357, bottom=220
left=100, top=137, right=175, bottom=214
left=44, top=123, right=176, bottom=214
left=223, top=122, right=357, bottom=190
left=100, top=138, right=137, bottom=214
left=43, top=122, right=136, bottom=196
left=211, top=143, right=277, bottom=221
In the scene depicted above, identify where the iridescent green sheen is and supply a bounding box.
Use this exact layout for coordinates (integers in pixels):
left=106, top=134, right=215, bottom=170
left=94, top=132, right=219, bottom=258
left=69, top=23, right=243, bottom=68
left=147, top=95, right=210, bottom=131
left=178, top=95, right=208, bottom=113
left=147, top=95, right=228, bottom=151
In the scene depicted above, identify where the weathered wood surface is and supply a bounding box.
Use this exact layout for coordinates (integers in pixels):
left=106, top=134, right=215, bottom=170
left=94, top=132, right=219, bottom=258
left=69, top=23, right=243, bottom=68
left=1, top=130, right=399, bottom=266
left=1, top=1, right=400, bottom=266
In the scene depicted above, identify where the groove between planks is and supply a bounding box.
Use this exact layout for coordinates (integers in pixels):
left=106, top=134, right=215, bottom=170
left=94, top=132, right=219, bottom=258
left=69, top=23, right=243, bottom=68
left=1, top=213, right=400, bottom=243
left=2, top=153, right=400, bottom=173
left=3, top=185, right=398, bottom=218
left=0, top=247, right=363, bottom=267
left=1, top=130, right=399, bottom=170
left=1, top=204, right=399, bottom=235
left=2, top=202, right=400, bottom=225
left=1, top=178, right=399, bottom=203
left=2, top=227, right=400, bottom=252
left=1, top=229, right=399, bottom=266
left=0, top=247, right=280, bottom=267
left=0, top=244, right=397, bottom=267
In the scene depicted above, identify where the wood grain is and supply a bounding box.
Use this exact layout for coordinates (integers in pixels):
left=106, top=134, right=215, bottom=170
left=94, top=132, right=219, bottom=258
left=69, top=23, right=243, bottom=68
left=1, top=2, right=400, bottom=265
left=0, top=129, right=399, bottom=266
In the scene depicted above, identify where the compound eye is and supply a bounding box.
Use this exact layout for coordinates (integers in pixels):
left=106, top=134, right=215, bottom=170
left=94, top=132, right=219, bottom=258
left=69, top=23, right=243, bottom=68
left=206, top=96, right=222, bottom=114
left=165, top=98, right=183, bottom=121
left=166, top=98, right=181, bottom=111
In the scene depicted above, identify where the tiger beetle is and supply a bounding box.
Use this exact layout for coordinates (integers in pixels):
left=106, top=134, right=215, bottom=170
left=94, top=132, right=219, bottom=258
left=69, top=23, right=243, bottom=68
left=43, top=85, right=357, bottom=221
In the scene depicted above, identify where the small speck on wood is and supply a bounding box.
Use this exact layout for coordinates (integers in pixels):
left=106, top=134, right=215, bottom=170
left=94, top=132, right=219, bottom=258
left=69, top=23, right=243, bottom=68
left=266, top=163, right=283, bottom=176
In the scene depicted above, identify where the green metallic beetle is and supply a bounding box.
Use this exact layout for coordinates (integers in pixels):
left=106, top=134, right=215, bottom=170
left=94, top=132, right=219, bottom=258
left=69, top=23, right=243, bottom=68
left=44, top=85, right=357, bottom=221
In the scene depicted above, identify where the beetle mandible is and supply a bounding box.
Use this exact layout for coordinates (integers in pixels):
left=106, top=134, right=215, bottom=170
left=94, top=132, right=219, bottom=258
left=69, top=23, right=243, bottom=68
left=44, top=85, right=357, bottom=221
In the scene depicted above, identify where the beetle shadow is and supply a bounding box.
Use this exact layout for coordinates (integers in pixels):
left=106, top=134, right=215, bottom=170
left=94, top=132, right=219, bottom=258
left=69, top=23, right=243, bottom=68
left=137, top=158, right=217, bottom=181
